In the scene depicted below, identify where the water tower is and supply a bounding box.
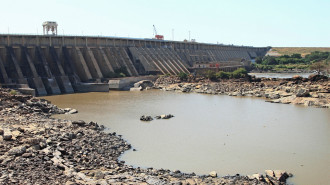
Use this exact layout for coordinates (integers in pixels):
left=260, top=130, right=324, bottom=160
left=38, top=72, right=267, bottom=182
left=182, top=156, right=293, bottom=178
left=42, top=21, right=58, bottom=35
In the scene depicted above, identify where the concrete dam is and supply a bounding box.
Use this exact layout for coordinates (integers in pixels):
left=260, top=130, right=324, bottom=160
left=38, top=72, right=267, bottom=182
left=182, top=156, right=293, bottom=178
left=0, top=34, right=270, bottom=95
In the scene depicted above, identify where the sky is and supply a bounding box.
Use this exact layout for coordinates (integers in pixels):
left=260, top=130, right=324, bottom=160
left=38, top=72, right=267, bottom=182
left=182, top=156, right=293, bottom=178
left=0, top=0, right=329, bottom=47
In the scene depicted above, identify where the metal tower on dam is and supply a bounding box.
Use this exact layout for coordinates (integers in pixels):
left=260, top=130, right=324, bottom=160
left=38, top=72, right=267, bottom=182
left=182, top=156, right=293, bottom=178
left=0, top=34, right=270, bottom=96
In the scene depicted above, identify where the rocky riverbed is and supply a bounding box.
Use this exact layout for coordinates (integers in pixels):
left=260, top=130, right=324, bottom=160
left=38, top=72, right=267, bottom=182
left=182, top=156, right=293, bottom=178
left=0, top=88, right=292, bottom=184
left=154, top=75, right=330, bottom=108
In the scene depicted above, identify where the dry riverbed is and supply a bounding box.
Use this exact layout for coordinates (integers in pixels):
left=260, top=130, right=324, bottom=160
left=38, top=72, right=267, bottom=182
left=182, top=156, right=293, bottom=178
left=154, top=75, right=330, bottom=108
left=0, top=87, right=293, bottom=184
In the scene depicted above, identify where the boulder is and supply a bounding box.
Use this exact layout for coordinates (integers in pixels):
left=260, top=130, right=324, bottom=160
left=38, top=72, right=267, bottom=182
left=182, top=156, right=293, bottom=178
left=7, top=145, right=26, bottom=156
left=296, top=88, right=310, bottom=97
left=308, top=74, right=328, bottom=81
left=130, top=86, right=142, bottom=91
left=133, top=80, right=154, bottom=90
left=209, top=171, right=217, bottom=177
left=3, top=132, right=12, bottom=141
left=292, top=75, right=303, bottom=81
left=0, top=128, right=3, bottom=135
left=249, top=173, right=263, bottom=180
left=265, top=170, right=274, bottom=177
left=72, top=120, right=86, bottom=127
left=68, top=109, right=78, bottom=114
left=274, top=170, right=290, bottom=182
left=140, top=115, right=153, bottom=121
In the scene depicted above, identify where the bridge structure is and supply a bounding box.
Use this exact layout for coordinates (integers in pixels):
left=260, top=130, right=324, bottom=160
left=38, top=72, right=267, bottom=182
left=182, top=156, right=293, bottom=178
left=0, top=34, right=270, bottom=95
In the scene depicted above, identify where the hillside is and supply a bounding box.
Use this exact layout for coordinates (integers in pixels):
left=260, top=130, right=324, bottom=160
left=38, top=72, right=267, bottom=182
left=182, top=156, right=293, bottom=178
left=267, top=47, right=330, bottom=57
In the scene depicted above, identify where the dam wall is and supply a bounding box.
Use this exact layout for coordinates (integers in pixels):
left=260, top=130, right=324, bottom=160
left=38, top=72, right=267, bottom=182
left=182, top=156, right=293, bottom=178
left=0, top=34, right=270, bottom=95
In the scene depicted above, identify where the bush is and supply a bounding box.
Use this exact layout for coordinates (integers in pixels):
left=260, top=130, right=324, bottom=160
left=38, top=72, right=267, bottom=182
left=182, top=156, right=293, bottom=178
left=255, top=57, right=263, bottom=64
left=10, top=90, right=17, bottom=95
left=119, top=72, right=126, bottom=77
left=178, top=72, right=188, bottom=81
left=232, top=68, right=248, bottom=78
left=216, top=71, right=230, bottom=79
left=205, top=70, right=216, bottom=81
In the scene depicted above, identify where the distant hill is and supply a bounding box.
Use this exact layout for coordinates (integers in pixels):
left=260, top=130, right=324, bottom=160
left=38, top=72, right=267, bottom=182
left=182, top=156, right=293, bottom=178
left=267, top=47, right=330, bottom=57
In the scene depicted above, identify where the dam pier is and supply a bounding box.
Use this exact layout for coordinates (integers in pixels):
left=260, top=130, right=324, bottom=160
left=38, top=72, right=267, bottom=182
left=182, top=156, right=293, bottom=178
left=0, top=34, right=269, bottom=95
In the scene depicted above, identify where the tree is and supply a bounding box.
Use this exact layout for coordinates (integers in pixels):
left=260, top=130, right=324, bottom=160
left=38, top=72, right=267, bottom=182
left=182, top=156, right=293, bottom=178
left=262, top=56, right=278, bottom=65
left=232, top=68, right=248, bottom=78
left=205, top=70, right=216, bottom=81
left=310, top=61, right=326, bottom=74
left=255, top=57, right=263, bottom=64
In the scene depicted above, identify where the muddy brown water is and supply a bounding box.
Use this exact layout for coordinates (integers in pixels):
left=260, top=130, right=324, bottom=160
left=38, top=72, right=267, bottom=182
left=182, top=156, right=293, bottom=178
left=44, top=90, right=330, bottom=185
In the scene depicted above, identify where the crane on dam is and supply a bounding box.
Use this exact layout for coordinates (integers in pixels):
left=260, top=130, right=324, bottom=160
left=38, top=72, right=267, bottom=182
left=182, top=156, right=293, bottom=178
left=153, top=25, right=164, bottom=40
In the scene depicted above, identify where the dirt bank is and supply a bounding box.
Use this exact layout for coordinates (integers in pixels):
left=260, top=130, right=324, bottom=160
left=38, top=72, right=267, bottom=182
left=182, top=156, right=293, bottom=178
left=154, top=75, right=330, bottom=108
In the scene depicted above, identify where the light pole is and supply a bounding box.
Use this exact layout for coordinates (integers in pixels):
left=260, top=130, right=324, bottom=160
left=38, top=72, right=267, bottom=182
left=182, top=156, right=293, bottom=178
left=189, top=31, right=191, bottom=41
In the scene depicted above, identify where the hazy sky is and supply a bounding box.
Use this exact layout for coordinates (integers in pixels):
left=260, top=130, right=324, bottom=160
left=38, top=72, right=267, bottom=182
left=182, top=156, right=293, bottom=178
left=1, top=0, right=329, bottom=47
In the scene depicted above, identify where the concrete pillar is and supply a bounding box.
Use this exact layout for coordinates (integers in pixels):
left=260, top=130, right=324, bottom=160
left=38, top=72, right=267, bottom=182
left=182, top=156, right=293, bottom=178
left=23, top=47, right=47, bottom=96
left=99, top=47, right=114, bottom=73
left=74, top=47, right=92, bottom=81
left=36, top=47, right=61, bottom=94
left=86, top=47, right=103, bottom=79
left=8, top=47, right=28, bottom=84
left=0, top=56, right=10, bottom=83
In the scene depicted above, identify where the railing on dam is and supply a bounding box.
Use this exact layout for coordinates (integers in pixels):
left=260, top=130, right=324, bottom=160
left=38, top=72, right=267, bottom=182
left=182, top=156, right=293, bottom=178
left=0, top=33, right=270, bottom=52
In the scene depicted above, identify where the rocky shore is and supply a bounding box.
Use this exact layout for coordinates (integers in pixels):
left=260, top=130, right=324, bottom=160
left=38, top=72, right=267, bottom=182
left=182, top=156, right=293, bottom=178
left=154, top=75, right=330, bottom=108
left=0, top=88, right=291, bottom=184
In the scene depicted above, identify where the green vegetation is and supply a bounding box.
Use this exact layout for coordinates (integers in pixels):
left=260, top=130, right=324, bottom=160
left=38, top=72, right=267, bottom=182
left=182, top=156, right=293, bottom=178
left=105, top=67, right=129, bottom=78
left=178, top=72, right=188, bottom=80
left=254, top=51, right=330, bottom=72
left=201, top=68, right=248, bottom=81
left=9, top=90, right=17, bottom=95
left=205, top=70, right=217, bottom=80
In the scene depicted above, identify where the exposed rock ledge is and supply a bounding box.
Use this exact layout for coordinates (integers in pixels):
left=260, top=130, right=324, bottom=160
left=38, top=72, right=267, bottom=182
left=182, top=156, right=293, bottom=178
left=0, top=88, right=291, bottom=184
left=154, top=75, right=330, bottom=108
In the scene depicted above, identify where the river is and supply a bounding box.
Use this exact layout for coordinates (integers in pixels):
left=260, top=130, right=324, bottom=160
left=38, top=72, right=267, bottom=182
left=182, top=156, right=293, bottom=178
left=44, top=90, right=330, bottom=185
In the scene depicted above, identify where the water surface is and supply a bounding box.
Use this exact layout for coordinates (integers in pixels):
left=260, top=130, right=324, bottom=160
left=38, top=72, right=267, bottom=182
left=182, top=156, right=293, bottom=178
left=44, top=90, right=330, bottom=185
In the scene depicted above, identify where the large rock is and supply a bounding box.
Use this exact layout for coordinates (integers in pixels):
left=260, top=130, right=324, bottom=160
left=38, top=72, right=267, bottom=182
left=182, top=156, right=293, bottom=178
left=68, top=109, right=78, bottom=114
left=308, top=74, right=328, bottom=81
left=72, top=120, right=86, bottom=127
left=130, top=86, right=142, bottom=91
left=209, top=171, right=217, bottom=177
left=133, top=80, right=154, bottom=90
left=140, top=115, right=153, bottom=121
left=265, top=170, right=274, bottom=177
left=296, top=88, right=310, bottom=97
left=274, top=170, right=290, bottom=182
left=8, top=145, right=26, bottom=156
left=3, top=131, right=12, bottom=141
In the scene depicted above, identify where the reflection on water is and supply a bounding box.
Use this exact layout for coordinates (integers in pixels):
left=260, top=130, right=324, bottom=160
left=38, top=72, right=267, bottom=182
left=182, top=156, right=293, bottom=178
left=44, top=90, right=330, bottom=185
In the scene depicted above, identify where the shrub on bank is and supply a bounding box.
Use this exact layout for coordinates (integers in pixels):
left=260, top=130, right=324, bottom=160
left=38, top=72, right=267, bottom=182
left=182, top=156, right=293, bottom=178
left=215, top=68, right=248, bottom=79
left=9, top=90, right=17, bottom=95
left=178, top=72, right=188, bottom=81
left=205, top=70, right=217, bottom=81
left=232, top=68, right=248, bottom=78
left=216, top=71, right=230, bottom=79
